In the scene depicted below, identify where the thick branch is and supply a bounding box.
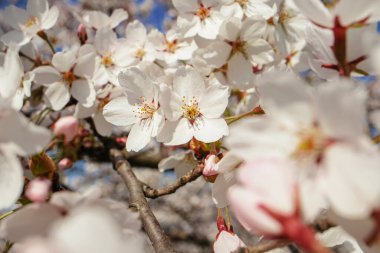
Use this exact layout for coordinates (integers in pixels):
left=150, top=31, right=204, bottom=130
left=143, top=164, right=204, bottom=199
left=110, top=149, right=176, bottom=253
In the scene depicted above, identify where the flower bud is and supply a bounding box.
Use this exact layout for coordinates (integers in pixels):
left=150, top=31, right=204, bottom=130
left=53, top=116, right=79, bottom=142
left=25, top=178, right=51, bottom=203
left=77, top=24, right=88, bottom=45
left=203, top=154, right=219, bottom=177
left=58, top=158, right=72, bottom=170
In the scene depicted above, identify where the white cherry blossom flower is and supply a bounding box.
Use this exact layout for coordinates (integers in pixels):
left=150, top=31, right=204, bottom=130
left=172, top=0, right=227, bottom=39
left=153, top=29, right=197, bottom=65
left=1, top=0, right=59, bottom=46
left=158, top=67, right=229, bottom=145
left=103, top=68, right=164, bottom=152
left=33, top=47, right=96, bottom=111
left=226, top=71, right=380, bottom=219
left=158, top=150, right=198, bottom=178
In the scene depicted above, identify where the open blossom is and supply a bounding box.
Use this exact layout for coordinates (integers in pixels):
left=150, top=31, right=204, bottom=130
left=172, top=0, right=227, bottom=39
left=194, top=17, right=274, bottom=89
left=33, top=47, right=96, bottom=111
left=1, top=0, right=58, bottom=46
left=0, top=107, right=51, bottom=210
left=158, top=67, right=229, bottom=145
left=226, top=71, right=380, bottom=220
left=153, top=29, right=198, bottom=65
left=103, top=68, right=164, bottom=152
left=223, top=0, right=274, bottom=19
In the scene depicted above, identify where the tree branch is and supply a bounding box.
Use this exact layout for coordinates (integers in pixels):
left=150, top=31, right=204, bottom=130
left=110, top=149, right=177, bottom=253
left=142, top=164, right=204, bottom=199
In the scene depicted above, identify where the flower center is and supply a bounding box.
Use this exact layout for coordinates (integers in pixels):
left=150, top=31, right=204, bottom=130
left=279, top=9, right=295, bottom=24
left=292, top=126, right=330, bottom=164
left=63, top=71, right=76, bottom=85
left=24, top=16, right=38, bottom=28
left=182, top=96, right=201, bottom=122
left=196, top=6, right=211, bottom=21
left=134, top=97, right=156, bottom=119
left=135, top=48, right=146, bottom=59
left=230, top=40, right=246, bottom=54
left=101, top=54, right=113, bottom=67
left=235, top=0, right=248, bottom=7
left=166, top=40, right=178, bottom=53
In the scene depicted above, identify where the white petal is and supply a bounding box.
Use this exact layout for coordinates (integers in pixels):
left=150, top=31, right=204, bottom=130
left=173, top=67, right=205, bottom=98
left=44, top=82, right=70, bottom=111
left=158, top=84, right=183, bottom=121
left=27, top=0, right=48, bottom=20
left=118, top=68, right=154, bottom=101
left=0, top=203, right=62, bottom=242
left=0, top=109, right=51, bottom=155
left=323, top=141, right=380, bottom=219
left=1, top=30, right=31, bottom=47
left=199, top=84, right=229, bottom=118
left=83, top=11, right=109, bottom=29
left=212, top=171, right=236, bottom=208
left=0, top=149, right=24, bottom=210
left=50, top=207, right=129, bottom=253
left=103, top=96, right=139, bottom=126
left=33, top=66, right=61, bottom=85
left=93, top=112, right=113, bottom=137
left=71, top=79, right=96, bottom=107
left=193, top=117, right=228, bottom=143
left=292, top=0, right=333, bottom=28
left=52, top=51, right=76, bottom=73
left=157, top=118, right=193, bottom=146
left=125, top=20, right=147, bottom=46
left=74, top=103, right=96, bottom=119
left=316, top=80, right=367, bottom=139
left=0, top=48, right=23, bottom=98
left=40, top=6, right=59, bottom=30
left=246, top=39, right=274, bottom=65
left=109, top=9, right=128, bottom=28
left=227, top=53, right=253, bottom=88
left=74, top=51, right=96, bottom=78
left=126, top=121, right=153, bottom=152
left=172, top=0, right=198, bottom=13
left=219, top=18, right=242, bottom=42
left=257, top=71, right=313, bottom=126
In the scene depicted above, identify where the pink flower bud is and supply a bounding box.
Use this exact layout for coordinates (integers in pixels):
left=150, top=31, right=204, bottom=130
left=53, top=116, right=79, bottom=142
left=25, top=178, right=51, bottom=203
left=213, top=231, right=245, bottom=253
left=58, top=158, right=72, bottom=170
left=203, top=154, right=219, bottom=177
left=77, top=24, right=88, bottom=45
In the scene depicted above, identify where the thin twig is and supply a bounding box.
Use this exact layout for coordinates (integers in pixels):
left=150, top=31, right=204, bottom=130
left=110, top=149, right=176, bottom=253
left=143, top=164, right=204, bottom=199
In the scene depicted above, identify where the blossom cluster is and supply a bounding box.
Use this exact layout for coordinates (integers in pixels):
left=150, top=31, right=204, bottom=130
left=1, top=0, right=380, bottom=252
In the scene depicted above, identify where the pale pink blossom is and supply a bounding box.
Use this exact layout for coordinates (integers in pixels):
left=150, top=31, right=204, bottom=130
left=53, top=116, right=79, bottom=142
left=25, top=178, right=51, bottom=203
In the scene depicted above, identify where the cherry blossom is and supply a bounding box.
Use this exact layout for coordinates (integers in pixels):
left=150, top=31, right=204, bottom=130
left=80, top=9, right=128, bottom=30
left=1, top=0, right=58, bottom=46
left=158, top=67, right=229, bottom=145
left=33, top=47, right=96, bottom=110
left=103, top=68, right=164, bottom=151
